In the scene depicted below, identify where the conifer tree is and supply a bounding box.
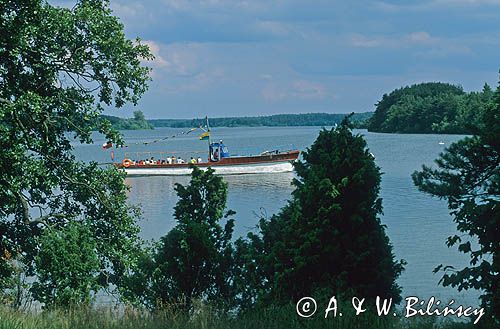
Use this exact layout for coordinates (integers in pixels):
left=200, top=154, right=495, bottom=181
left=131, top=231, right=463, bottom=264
left=235, top=117, right=404, bottom=308
left=129, top=167, right=235, bottom=309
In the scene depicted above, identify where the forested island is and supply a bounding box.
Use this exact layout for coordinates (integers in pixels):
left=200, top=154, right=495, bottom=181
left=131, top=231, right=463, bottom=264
left=368, top=82, right=493, bottom=134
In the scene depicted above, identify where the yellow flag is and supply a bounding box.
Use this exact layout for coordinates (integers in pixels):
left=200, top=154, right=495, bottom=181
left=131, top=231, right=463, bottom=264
left=199, top=131, right=210, bottom=140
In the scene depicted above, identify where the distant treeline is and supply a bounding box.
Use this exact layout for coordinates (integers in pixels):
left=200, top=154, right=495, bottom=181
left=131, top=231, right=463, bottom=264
left=149, top=112, right=373, bottom=128
left=103, top=82, right=494, bottom=134
left=368, top=82, right=493, bottom=134
left=101, top=110, right=154, bottom=130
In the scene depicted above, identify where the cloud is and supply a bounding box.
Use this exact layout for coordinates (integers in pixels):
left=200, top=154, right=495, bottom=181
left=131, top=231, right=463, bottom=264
left=406, top=31, right=436, bottom=44
left=143, top=41, right=227, bottom=94
left=376, top=0, right=500, bottom=12
left=349, top=31, right=439, bottom=48
left=261, top=80, right=327, bottom=102
left=45, top=0, right=499, bottom=118
left=346, top=31, right=474, bottom=63
left=162, top=68, right=225, bottom=93
left=144, top=41, right=206, bottom=78
left=143, top=40, right=169, bottom=69
left=433, top=0, right=500, bottom=5
left=291, top=80, right=327, bottom=99
left=253, top=21, right=291, bottom=38
left=350, top=34, right=383, bottom=48
left=414, top=43, right=473, bottom=58
left=163, top=45, right=200, bottom=77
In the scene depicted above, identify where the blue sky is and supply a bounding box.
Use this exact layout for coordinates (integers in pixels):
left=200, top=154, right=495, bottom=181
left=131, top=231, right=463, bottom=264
left=55, top=0, right=500, bottom=118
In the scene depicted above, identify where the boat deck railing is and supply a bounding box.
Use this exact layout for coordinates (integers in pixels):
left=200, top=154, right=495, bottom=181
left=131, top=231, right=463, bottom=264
left=119, top=144, right=298, bottom=162
left=123, top=150, right=208, bottom=162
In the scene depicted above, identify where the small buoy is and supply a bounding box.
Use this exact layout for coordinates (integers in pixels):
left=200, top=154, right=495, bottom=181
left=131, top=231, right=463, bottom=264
left=122, top=159, right=132, bottom=168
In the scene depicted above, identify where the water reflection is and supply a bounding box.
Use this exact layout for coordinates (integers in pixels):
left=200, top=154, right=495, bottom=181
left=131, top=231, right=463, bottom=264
left=223, top=172, right=295, bottom=189
left=125, top=172, right=296, bottom=240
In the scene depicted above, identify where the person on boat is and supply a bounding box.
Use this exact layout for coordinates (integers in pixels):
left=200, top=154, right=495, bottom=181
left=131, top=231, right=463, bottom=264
left=213, top=148, right=219, bottom=161
left=150, top=157, right=156, bottom=165
left=177, top=157, right=185, bottom=164
left=189, top=157, right=196, bottom=164
left=171, top=155, right=176, bottom=164
left=197, top=157, right=203, bottom=163
left=166, top=156, right=172, bottom=164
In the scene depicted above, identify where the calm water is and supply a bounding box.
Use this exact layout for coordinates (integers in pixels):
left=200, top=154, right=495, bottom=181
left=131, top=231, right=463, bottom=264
left=75, top=127, right=479, bottom=306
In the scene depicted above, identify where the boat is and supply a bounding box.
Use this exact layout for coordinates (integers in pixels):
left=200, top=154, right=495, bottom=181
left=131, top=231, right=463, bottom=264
left=113, top=118, right=300, bottom=176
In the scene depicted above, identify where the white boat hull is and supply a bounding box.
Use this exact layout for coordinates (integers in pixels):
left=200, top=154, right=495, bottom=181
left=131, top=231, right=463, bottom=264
left=123, top=161, right=294, bottom=176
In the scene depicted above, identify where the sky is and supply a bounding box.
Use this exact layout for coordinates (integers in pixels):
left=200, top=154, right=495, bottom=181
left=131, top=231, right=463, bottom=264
left=53, top=0, right=500, bottom=119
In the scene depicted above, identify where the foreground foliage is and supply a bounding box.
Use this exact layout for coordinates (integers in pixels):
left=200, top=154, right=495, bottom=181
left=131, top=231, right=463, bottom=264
left=0, top=305, right=490, bottom=329
left=0, top=0, right=151, bottom=306
left=123, top=167, right=235, bottom=310
left=31, top=222, right=100, bottom=308
left=412, top=80, right=500, bottom=324
left=235, top=117, right=404, bottom=309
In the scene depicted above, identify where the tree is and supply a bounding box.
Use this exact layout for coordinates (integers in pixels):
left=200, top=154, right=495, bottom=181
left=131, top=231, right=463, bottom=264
left=367, top=82, right=495, bottom=134
left=31, top=222, right=100, bottom=309
left=412, top=79, right=500, bottom=324
left=133, top=110, right=146, bottom=121
left=100, top=111, right=154, bottom=130
left=125, top=167, right=235, bottom=310
left=235, top=116, right=404, bottom=309
left=368, top=82, right=464, bottom=133
left=0, top=0, right=151, bottom=306
left=129, top=110, right=153, bottom=129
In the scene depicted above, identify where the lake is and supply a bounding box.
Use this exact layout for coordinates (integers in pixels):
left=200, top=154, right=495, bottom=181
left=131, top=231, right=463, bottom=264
left=75, top=126, right=479, bottom=306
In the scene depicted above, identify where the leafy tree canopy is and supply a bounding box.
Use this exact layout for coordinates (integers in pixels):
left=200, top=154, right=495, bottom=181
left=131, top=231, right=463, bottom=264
left=31, top=222, right=100, bottom=309
left=368, top=82, right=493, bottom=134
left=0, top=0, right=151, bottom=306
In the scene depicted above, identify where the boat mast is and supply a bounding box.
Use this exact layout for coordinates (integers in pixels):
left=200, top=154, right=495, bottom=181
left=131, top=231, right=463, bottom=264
left=206, top=116, right=211, bottom=161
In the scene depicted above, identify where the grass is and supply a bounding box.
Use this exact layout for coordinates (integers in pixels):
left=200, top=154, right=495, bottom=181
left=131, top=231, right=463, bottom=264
left=0, top=303, right=490, bottom=329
